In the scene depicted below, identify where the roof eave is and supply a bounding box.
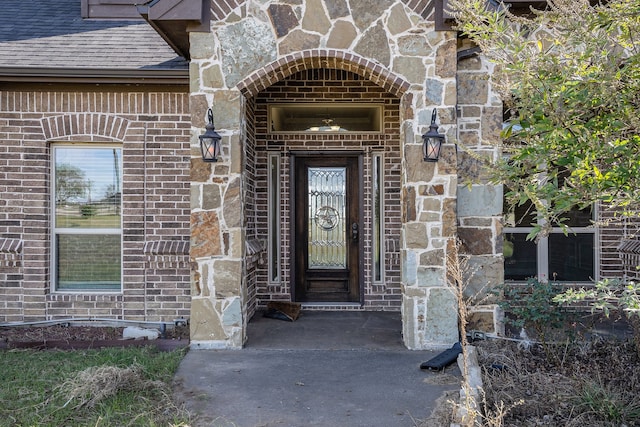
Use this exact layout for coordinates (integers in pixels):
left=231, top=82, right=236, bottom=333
left=137, top=0, right=211, bottom=60
left=0, top=67, right=189, bottom=85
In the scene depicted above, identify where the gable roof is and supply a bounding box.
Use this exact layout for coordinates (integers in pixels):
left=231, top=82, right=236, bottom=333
left=0, top=0, right=188, bottom=84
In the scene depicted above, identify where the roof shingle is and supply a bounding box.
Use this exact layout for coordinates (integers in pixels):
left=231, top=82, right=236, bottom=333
left=0, top=0, right=187, bottom=71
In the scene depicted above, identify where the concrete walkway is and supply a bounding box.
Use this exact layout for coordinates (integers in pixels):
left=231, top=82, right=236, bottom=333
left=173, top=311, right=461, bottom=427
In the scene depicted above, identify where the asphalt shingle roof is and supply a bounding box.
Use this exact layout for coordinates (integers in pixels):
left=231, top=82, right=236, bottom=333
left=0, top=0, right=187, bottom=70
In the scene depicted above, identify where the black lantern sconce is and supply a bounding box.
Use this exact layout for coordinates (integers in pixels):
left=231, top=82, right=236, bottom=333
left=422, top=109, right=445, bottom=162
left=199, top=108, right=222, bottom=162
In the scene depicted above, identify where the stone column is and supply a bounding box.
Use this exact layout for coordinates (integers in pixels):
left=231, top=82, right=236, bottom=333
left=455, top=53, right=505, bottom=336
left=399, top=30, right=459, bottom=350
left=188, top=29, right=253, bottom=349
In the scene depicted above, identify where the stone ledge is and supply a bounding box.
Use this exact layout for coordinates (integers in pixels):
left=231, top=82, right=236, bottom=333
left=143, top=241, right=190, bottom=268
left=0, top=238, right=22, bottom=254
left=143, top=240, right=189, bottom=255
left=0, top=238, right=23, bottom=267
left=618, top=239, right=640, bottom=279
left=190, top=340, right=242, bottom=350
left=246, top=239, right=265, bottom=256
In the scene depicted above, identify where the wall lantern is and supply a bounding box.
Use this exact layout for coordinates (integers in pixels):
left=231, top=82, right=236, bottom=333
left=199, top=108, right=221, bottom=162
left=422, top=109, right=445, bottom=162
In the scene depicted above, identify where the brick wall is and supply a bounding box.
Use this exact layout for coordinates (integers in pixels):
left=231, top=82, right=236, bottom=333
left=599, top=206, right=639, bottom=280
left=250, top=69, right=402, bottom=310
left=244, top=96, right=259, bottom=320
left=0, top=85, right=191, bottom=322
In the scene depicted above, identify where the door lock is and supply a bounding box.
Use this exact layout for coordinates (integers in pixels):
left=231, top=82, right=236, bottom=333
left=351, top=222, right=359, bottom=242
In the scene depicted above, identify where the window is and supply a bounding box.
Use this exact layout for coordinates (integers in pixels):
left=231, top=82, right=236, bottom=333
left=503, top=197, right=596, bottom=282
left=372, top=153, right=384, bottom=282
left=267, top=153, right=281, bottom=283
left=268, top=104, right=383, bottom=133
left=52, top=145, right=122, bottom=291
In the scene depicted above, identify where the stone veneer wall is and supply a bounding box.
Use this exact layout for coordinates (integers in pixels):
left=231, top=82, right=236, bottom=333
left=455, top=53, right=503, bottom=300
left=451, top=51, right=503, bottom=334
left=0, top=85, right=191, bottom=322
left=253, top=69, right=402, bottom=310
left=189, top=0, right=460, bottom=349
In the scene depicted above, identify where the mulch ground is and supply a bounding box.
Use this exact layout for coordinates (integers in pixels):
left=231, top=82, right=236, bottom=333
left=0, top=324, right=190, bottom=351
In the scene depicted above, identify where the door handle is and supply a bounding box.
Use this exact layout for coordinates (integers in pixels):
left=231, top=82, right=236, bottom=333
left=351, top=222, right=359, bottom=242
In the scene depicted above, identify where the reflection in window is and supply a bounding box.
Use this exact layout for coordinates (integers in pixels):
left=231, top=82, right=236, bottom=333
left=503, top=193, right=595, bottom=283
left=548, top=234, right=594, bottom=282
left=53, top=146, right=122, bottom=291
left=372, top=154, right=384, bottom=283
left=307, top=167, right=346, bottom=269
left=269, top=104, right=382, bottom=133
left=504, top=233, right=537, bottom=281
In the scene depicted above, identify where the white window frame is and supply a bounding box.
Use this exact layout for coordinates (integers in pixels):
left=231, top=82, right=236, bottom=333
left=51, top=144, right=123, bottom=293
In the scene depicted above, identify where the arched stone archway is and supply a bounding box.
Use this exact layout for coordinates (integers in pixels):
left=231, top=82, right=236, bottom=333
left=237, top=49, right=410, bottom=98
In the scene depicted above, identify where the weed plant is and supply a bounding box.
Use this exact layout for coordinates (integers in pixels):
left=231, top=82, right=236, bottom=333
left=576, top=379, right=640, bottom=425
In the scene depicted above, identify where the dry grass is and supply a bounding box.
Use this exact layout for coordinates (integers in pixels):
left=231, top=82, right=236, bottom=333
left=477, top=337, right=640, bottom=426
left=57, top=364, right=165, bottom=409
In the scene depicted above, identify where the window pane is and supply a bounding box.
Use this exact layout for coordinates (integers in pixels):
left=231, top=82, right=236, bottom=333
left=563, top=206, right=593, bottom=228
left=503, top=194, right=536, bottom=228
left=268, top=153, right=281, bottom=282
left=55, top=148, right=121, bottom=229
left=548, top=234, right=594, bottom=281
left=372, top=155, right=383, bottom=282
left=269, top=104, right=382, bottom=132
left=504, top=233, right=537, bottom=281
left=56, top=234, right=121, bottom=291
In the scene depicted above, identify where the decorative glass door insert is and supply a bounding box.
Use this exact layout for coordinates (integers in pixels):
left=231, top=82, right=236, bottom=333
left=308, top=167, right=346, bottom=269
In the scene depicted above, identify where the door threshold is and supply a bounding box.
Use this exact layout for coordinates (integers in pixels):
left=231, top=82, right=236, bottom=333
left=300, top=302, right=364, bottom=311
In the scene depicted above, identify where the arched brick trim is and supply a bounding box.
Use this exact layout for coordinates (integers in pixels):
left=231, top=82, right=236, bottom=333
left=401, top=0, right=433, bottom=19
left=237, top=50, right=411, bottom=98
left=210, top=0, right=433, bottom=22
left=41, top=113, right=129, bottom=142
left=210, top=0, right=243, bottom=21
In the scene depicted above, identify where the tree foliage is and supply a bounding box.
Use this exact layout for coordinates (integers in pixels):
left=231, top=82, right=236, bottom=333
left=55, top=164, right=87, bottom=204
left=450, top=0, right=640, bottom=235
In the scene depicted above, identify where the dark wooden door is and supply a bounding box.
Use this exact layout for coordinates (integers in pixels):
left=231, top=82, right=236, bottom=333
left=293, top=155, right=361, bottom=302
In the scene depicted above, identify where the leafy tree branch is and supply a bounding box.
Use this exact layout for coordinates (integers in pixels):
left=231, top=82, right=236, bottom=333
left=450, top=0, right=640, bottom=236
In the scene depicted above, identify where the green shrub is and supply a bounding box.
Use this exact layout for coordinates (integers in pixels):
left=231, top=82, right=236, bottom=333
left=555, top=278, right=640, bottom=355
left=80, top=204, right=97, bottom=217
left=495, top=278, right=572, bottom=348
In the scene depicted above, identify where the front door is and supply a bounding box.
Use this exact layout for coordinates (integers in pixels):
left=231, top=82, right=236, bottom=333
left=293, top=154, right=362, bottom=302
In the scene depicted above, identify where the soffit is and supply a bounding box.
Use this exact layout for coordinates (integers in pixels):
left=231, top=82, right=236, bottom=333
left=138, top=0, right=210, bottom=60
